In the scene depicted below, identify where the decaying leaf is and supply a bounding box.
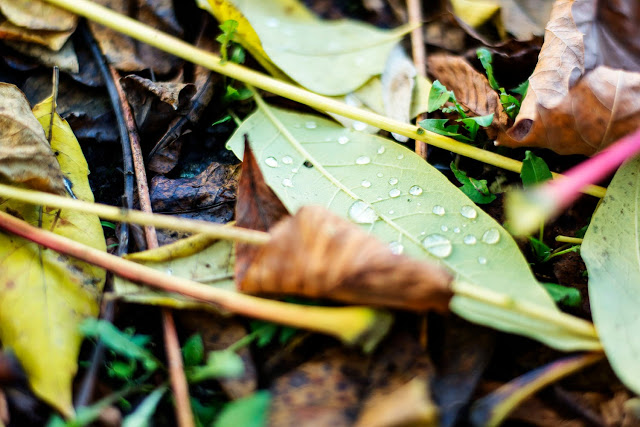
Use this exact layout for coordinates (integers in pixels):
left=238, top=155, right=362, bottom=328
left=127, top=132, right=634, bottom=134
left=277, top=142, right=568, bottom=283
left=498, top=0, right=640, bottom=154
left=5, top=39, right=79, bottom=74
left=581, top=155, right=640, bottom=395
left=0, top=83, right=66, bottom=195
left=427, top=53, right=510, bottom=137
left=498, top=0, right=554, bottom=40
left=381, top=45, right=416, bottom=142
left=235, top=137, right=289, bottom=285
left=0, top=91, right=105, bottom=416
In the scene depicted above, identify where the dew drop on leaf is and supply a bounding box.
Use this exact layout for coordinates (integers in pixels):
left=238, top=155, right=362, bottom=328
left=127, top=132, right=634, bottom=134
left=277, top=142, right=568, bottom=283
left=282, top=178, right=293, bottom=187
left=482, top=228, right=500, bottom=244
left=409, top=185, right=423, bottom=196
left=453, top=227, right=461, bottom=233
left=361, top=180, right=371, bottom=188
left=463, top=234, right=477, bottom=245
left=348, top=200, right=378, bottom=224
left=377, top=146, right=385, bottom=154
left=355, top=156, right=371, bottom=165
left=282, top=156, right=293, bottom=165
left=422, top=234, right=452, bottom=258
left=432, top=205, right=445, bottom=216
left=397, top=154, right=404, bottom=160
left=353, top=121, right=367, bottom=131
left=388, top=177, right=399, bottom=185
left=460, top=205, right=478, bottom=219
left=389, top=241, right=404, bottom=255
left=305, top=121, right=317, bottom=129
left=441, top=225, right=448, bottom=232
left=265, top=157, right=278, bottom=168
left=389, top=188, right=401, bottom=198
left=478, top=256, right=488, bottom=265
left=338, top=136, right=349, bottom=144
left=376, top=172, right=383, bottom=178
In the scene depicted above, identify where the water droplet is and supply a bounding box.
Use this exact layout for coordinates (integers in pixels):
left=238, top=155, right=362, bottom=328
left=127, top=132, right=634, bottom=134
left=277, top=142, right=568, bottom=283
left=417, top=202, right=422, bottom=206
left=460, top=205, right=477, bottom=219
left=420, top=231, right=426, bottom=236
left=361, top=180, right=371, bottom=188
left=356, top=156, right=371, bottom=165
left=389, top=188, right=401, bottom=198
left=166, top=268, right=173, bottom=275
left=292, top=168, right=299, bottom=173
left=432, top=205, right=445, bottom=216
left=482, top=228, right=500, bottom=244
left=353, top=121, right=367, bottom=131
left=348, top=200, right=378, bottom=224
left=282, top=156, right=293, bottom=165
left=388, top=210, right=395, bottom=215
left=338, top=136, right=349, bottom=145
left=266, top=17, right=279, bottom=27
left=265, top=157, right=278, bottom=168
left=422, top=234, right=452, bottom=258
left=389, top=241, right=404, bottom=255
left=388, top=177, right=398, bottom=185
left=377, top=146, right=385, bottom=154
left=305, top=121, right=317, bottom=129
left=409, top=185, right=423, bottom=196
left=282, top=178, right=293, bottom=187
left=441, top=225, right=448, bottom=232
left=453, top=227, right=461, bottom=233
left=463, top=234, right=477, bottom=245
left=376, top=172, right=383, bottom=178
left=397, top=154, right=404, bottom=160
left=478, top=256, right=488, bottom=265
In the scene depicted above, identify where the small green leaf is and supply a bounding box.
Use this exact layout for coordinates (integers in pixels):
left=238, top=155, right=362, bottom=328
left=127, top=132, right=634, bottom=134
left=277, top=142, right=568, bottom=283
left=521, top=151, right=553, bottom=188
left=214, top=391, right=271, bottom=427
left=217, top=20, right=239, bottom=63
left=122, top=387, right=166, bottom=427
left=182, top=334, right=205, bottom=367
left=450, top=162, right=496, bottom=204
left=187, top=351, right=244, bottom=383
left=511, top=80, right=529, bottom=97
left=457, top=114, right=494, bottom=140
left=528, top=237, right=551, bottom=262
left=107, top=359, right=137, bottom=380
left=499, top=90, right=521, bottom=119
left=419, top=119, right=472, bottom=142
left=477, top=48, right=499, bottom=90
left=427, top=80, right=453, bottom=113
left=541, top=283, right=582, bottom=307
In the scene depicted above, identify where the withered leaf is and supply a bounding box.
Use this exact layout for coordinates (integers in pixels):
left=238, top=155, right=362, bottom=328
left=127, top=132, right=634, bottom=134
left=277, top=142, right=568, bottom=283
left=428, top=54, right=510, bottom=137
left=498, top=0, right=640, bottom=154
left=0, top=83, right=66, bottom=195
left=235, top=138, right=289, bottom=285
left=239, top=205, right=453, bottom=312
left=0, top=0, right=77, bottom=32
left=499, top=0, right=554, bottom=41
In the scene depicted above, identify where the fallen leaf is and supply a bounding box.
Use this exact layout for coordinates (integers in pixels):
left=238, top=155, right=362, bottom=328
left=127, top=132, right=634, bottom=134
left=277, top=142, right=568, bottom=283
left=498, top=0, right=640, bottom=154
left=226, top=104, right=594, bottom=350
left=381, top=45, right=416, bottom=142
left=234, top=137, right=289, bottom=285
left=498, top=0, right=554, bottom=40
left=0, top=20, right=73, bottom=51
left=209, top=0, right=413, bottom=95
left=0, top=92, right=105, bottom=416
left=450, top=0, right=500, bottom=28
left=0, top=83, right=66, bottom=195
left=427, top=53, right=510, bottom=137
left=240, top=205, right=453, bottom=311
left=0, top=0, right=76, bottom=32
left=581, top=155, right=640, bottom=395
left=5, top=39, right=79, bottom=73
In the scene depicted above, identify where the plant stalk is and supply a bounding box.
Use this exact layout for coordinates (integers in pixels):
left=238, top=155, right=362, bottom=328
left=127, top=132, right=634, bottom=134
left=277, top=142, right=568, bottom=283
left=0, top=209, right=391, bottom=350
left=42, top=0, right=606, bottom=198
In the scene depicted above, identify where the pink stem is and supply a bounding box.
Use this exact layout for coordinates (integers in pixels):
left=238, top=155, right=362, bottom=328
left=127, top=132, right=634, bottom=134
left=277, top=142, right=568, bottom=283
left=546, top=128, right=640, bottom=207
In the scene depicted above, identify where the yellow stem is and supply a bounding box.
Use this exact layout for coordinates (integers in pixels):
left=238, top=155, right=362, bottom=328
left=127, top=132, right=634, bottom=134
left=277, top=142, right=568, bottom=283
left=555, top=236, right=584, bottom=244
left=0, top=183, right=270, bottom=245
left=43, top=0, right=606, bottom=198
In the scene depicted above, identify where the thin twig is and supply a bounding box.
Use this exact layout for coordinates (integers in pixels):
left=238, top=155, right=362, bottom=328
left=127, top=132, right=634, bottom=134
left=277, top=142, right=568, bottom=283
left=110, top=66, right=194, bottom=427
left=41, top=0, right=607, bottom=199
left=407, top=0, right=428, bottom=159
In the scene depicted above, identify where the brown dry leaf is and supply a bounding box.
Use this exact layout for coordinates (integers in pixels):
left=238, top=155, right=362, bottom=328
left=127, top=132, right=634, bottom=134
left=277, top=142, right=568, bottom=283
left=239, top=205, right=453, bottom=312
left=428, top=53, right=510, bottom=137
left=499, top=0, right=554, bottom=40
left=0, top=83, right=66, bottom=195
left=5, top=40, right=79, bottom=74
left=0, top=21, right=74, bottom=51
left=498, top=0, right=640, bottom=154
left=89, top=0, right=182, bottom=74
left=235, top=138, right=289, bottom=285
left=268, top=347, right=370, bottom=427
left=0, top=0, right=76, bottom=32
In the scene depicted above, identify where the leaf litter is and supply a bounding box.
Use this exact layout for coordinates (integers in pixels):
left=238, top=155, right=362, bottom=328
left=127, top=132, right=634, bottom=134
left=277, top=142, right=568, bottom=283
left=2, top=0, right=640, bottom=425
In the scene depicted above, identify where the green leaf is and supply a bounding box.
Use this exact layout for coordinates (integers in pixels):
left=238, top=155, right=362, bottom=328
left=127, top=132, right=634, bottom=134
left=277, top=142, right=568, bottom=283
left=477, top=48, right=499, bottom=90
left=457, top=114, right=494, bottom=140
left=80, top=319, right=159, bottom=372
left=528, top=237, right=551, bottom=262
left=499, top=90, right=521, bottom=119
left=182, top=334, right=205, bottom=367
left=122, top=387, right=166, bottom=427
left=521, top=151, right=553, bottom=188
left=187, top=351, right=244, bottom=383
left=419, top=119, right=472, bottom=142
left=227, top=0, right=412, bottom=95
left=226, top=103, right=599, bottom=351
left=217, top=19, right=239, bottom=63
left=541, top=283, right=581, bottom=307
left=214, top=391, right=271, bottom=427
left=427, top=80, right=452, bottom=113
left=511, top=80, right=529, bottom=97
left=582, top=155, right=640, bottom=394
left=450, top=162, right=496, bottom=204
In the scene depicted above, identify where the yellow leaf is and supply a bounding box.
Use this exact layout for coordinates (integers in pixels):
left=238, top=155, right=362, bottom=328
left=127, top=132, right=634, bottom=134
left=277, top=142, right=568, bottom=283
left=0, top=93, right=105, bottom=416
left=450, top=0, right=500, bottom=28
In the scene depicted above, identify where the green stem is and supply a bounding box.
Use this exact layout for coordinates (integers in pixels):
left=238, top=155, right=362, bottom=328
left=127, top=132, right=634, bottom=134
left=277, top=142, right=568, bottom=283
left=555, top=235, right=583, bottom=244
left=42, top=0, right=606, bottom=199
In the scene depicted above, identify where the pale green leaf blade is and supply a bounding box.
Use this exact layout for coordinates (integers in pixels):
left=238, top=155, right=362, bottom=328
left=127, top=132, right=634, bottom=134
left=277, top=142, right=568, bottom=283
left=226, top=105, right=598, bottom=351
left=231, top=0, right=411, bottom=95
left=582, top=156, right=640, bottom=394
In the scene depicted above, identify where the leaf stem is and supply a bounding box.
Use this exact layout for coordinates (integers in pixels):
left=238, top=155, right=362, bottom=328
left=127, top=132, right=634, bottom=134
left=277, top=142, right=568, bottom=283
left=0, top=183, right=270, bottom=245
left=0, top=209, right=392, bottom=351
left=42, top=0, right=606, bottom=198
left=555, top=236, right=583, bottom=244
